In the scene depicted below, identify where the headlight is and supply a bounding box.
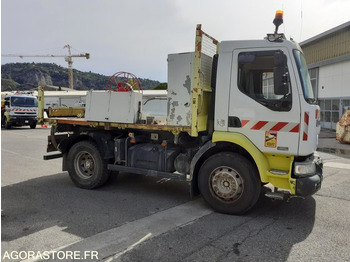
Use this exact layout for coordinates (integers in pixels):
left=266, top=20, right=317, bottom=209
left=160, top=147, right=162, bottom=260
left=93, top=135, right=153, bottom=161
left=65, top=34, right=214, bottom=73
left=294, top=162, right=316, bottom=177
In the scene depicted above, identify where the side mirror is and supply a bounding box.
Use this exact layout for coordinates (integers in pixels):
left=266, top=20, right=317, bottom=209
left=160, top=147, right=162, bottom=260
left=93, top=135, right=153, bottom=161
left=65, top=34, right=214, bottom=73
left=274, top=51, right=289, bottom=95
left=274, top=67, right=289, bottom=95
left=5, top=101, right=10, bottom=106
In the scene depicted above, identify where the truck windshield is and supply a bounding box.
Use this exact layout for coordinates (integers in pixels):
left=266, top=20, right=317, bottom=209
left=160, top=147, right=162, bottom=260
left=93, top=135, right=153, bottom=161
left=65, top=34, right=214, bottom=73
left=11, top=97, right=38, bottom=107
left=293, top=50, right=316, bottom=104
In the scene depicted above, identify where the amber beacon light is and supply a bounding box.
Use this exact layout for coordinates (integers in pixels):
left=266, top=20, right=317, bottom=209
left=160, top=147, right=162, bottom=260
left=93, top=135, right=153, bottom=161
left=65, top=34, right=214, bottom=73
left=273, top=10, right=284, bottom=34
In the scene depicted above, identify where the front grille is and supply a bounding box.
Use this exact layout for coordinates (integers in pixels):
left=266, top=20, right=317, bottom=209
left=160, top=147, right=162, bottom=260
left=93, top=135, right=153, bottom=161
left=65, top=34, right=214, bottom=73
left=14, top=112, right=37, bottom=115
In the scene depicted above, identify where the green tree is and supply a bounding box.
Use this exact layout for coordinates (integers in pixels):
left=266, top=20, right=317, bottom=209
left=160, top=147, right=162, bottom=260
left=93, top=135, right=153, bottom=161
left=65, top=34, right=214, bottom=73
left=153, top=83, right=167, bottom=90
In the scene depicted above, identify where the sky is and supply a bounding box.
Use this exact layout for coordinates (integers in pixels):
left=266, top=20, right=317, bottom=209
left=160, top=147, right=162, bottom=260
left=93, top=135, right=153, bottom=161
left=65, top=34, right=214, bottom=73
left=1, top=0, right=350, bottom=82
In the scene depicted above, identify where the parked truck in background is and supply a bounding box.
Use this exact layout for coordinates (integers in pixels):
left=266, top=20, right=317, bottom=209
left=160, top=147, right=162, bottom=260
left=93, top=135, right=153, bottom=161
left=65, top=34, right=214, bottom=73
left=1, top=93, right=38, bottom=129
left=42, top=11, right=323, bottom=214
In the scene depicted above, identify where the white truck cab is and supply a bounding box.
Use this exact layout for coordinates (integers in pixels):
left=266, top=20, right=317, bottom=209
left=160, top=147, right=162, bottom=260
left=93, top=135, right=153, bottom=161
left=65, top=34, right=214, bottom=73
left=2, top=94, right=38, bottom=129
left=215, top=39, right=320, bottom=156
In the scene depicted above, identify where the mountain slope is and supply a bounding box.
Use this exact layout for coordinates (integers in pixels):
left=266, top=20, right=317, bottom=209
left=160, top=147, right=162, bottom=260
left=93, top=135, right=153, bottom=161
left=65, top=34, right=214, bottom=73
left=1, top=63, right=161, bottom=91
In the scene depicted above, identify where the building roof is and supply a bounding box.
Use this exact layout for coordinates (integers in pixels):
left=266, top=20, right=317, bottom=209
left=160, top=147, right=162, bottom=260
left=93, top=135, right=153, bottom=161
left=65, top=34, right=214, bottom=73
left=42, top=85, right=72, bottom=91
left=300, top=21, right=350, bottom=46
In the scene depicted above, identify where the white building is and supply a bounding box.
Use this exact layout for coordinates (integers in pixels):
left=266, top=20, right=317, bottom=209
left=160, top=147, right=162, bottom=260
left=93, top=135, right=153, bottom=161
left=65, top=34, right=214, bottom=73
left=300, top=21, right=350, bottom=129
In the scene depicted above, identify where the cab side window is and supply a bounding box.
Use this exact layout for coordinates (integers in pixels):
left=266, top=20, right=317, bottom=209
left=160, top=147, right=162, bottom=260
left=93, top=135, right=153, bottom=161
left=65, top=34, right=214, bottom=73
left=238, top=50, right=292, bottom=112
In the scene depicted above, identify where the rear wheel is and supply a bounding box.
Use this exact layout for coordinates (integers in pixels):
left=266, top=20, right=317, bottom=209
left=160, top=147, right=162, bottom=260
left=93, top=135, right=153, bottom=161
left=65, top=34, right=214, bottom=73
left=67, top=141, right=111, bottom=189
left=198, top=152, right=261, bottom=214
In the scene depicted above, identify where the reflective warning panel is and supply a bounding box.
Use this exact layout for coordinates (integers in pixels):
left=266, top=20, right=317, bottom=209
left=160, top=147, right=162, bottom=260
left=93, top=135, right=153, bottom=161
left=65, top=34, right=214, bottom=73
left=265, top=131, right=277, bottom=148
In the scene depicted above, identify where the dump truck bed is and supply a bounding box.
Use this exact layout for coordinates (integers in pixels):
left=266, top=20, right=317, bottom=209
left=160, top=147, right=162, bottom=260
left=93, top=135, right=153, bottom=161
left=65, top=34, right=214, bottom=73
left=39, top=25, right=219, bottom=137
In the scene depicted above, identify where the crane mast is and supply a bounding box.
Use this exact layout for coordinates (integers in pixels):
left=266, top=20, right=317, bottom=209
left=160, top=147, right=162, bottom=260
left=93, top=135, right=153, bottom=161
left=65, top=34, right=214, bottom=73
left=2, top=45, right=90, bottom=89
left=64, top=44, right=74, bottom=89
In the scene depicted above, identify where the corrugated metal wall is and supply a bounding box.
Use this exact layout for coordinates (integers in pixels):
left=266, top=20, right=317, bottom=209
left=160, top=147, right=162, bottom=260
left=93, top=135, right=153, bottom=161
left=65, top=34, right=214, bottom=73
left=302, top=27, right=350, bottom=64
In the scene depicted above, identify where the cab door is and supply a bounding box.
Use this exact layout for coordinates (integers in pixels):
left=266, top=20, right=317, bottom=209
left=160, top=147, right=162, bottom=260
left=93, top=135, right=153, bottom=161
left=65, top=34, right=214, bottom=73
left=227, top=48, right=301, bottom=155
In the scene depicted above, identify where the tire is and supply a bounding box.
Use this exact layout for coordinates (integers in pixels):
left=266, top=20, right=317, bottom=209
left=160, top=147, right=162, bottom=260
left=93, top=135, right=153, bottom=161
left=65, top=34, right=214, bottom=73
left=198, top=152, right=261, bottom=215
left=67, top=141, right=111, bottom=189
left=3, top=117, right=11, bottom=129
left=30, top=123, right=37, bottom=129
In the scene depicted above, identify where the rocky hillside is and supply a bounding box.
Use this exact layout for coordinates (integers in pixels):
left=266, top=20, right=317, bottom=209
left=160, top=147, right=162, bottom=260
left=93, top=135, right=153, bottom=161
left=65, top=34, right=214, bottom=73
left=1, top=63, right=161, bottom=91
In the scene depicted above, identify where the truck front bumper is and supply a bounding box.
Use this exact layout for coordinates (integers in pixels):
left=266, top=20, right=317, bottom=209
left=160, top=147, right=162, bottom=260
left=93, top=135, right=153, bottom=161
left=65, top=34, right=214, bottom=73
left=294, top=154, right=323, bottom=197
left=9, top=116, right=37, bottom=126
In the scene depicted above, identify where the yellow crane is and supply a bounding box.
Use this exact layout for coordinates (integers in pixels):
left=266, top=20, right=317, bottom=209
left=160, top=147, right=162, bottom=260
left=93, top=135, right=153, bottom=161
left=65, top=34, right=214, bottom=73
left=2, top=45, right=90, bottom=89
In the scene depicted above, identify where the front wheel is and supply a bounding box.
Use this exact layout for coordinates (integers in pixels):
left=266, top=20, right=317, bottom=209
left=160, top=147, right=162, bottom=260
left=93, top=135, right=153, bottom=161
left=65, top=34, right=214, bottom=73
left=198, top=152, right=261, bottom=215
left=67, top=141, right=111, bottom=189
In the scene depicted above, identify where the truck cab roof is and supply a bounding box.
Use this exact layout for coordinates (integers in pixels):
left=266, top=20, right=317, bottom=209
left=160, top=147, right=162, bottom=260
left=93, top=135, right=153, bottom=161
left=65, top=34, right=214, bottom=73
left=219, top=38, right=302, bottom=53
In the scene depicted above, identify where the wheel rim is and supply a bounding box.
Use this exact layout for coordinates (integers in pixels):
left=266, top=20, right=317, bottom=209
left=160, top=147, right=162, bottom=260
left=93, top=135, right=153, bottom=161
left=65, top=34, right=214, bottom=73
left=210, top=166, right=243, bottom=202
left=74, top=151, right=95, bottom=179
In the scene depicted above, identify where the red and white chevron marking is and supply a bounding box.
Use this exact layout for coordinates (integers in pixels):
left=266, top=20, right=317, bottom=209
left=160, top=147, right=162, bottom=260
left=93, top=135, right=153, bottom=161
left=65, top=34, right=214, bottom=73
left=241, top=120, right=300, bottom=133
left=10, top=108, right=37, bottom=112
left=303, top=112, right=309, bottom=141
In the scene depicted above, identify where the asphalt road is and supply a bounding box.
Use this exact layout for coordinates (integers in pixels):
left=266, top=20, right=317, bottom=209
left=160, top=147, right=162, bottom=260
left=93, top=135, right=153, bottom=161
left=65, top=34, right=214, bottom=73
left=1, top=127, right=350, bottom=262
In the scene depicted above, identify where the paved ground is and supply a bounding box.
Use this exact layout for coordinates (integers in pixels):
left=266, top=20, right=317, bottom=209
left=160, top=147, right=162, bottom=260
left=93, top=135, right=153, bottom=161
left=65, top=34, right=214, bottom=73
left=318, top=128, right=350, bottom=156
left=1, top=127, right=350, bottom=262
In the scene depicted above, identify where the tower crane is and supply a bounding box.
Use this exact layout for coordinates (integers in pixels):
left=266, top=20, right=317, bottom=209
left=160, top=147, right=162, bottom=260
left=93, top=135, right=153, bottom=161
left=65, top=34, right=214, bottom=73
left=2, top=45, right=90, bottom=89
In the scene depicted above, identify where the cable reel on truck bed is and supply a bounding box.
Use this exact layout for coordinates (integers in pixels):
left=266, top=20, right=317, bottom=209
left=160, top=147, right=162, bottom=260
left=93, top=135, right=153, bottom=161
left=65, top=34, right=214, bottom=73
left=105, top=71, right=143, bottom=92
